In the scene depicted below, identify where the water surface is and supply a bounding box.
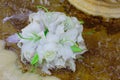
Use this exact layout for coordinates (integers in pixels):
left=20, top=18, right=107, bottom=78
left=0, top=0, right=120, bottom=80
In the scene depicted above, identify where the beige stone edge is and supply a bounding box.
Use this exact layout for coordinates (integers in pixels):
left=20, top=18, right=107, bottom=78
left=68, top=0, right=120, bottom=18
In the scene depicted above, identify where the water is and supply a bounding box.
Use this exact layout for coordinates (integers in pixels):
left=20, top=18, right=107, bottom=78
left=0, top=0, right=120, bottom=80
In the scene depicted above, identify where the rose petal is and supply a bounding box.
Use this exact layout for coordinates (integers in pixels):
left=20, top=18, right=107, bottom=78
left=6, top=33, right=20, bottom=43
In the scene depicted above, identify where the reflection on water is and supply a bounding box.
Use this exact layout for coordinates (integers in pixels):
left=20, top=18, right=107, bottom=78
left=0, top=0, right=120, bottom=80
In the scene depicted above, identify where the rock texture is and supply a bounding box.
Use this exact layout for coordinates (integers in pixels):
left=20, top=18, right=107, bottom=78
left=68, top=0, right=120, bottom=18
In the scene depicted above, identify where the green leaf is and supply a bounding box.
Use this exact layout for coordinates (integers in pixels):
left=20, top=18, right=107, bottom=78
left=83, top=29, right=96, bottom=35
left=36, top=6, right=48, bottom=12
left=31, top=53, right=39, bottom=65
left=79, top=20, right=84, bottom=24
left=44, top=28, right=49, bottom=36
left=30, top=64, right=38, bottom=72
left=71, top=45, right=82, bottom=53
left=32, top=33, right=41, bottom=42
left=17, top=33, right=41, bottom=42
left=17, top=33, right=33, bottom=40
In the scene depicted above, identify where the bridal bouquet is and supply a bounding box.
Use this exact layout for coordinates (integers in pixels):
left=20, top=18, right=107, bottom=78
left=7, top=10, right=87, bottom=74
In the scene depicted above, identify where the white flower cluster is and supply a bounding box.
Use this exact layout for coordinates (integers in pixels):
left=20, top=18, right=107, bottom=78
left=17, top=11, right=87, bottom=74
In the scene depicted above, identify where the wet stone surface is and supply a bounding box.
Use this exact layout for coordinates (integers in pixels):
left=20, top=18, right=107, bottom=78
left=0, top=0, right=120, bottom=80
